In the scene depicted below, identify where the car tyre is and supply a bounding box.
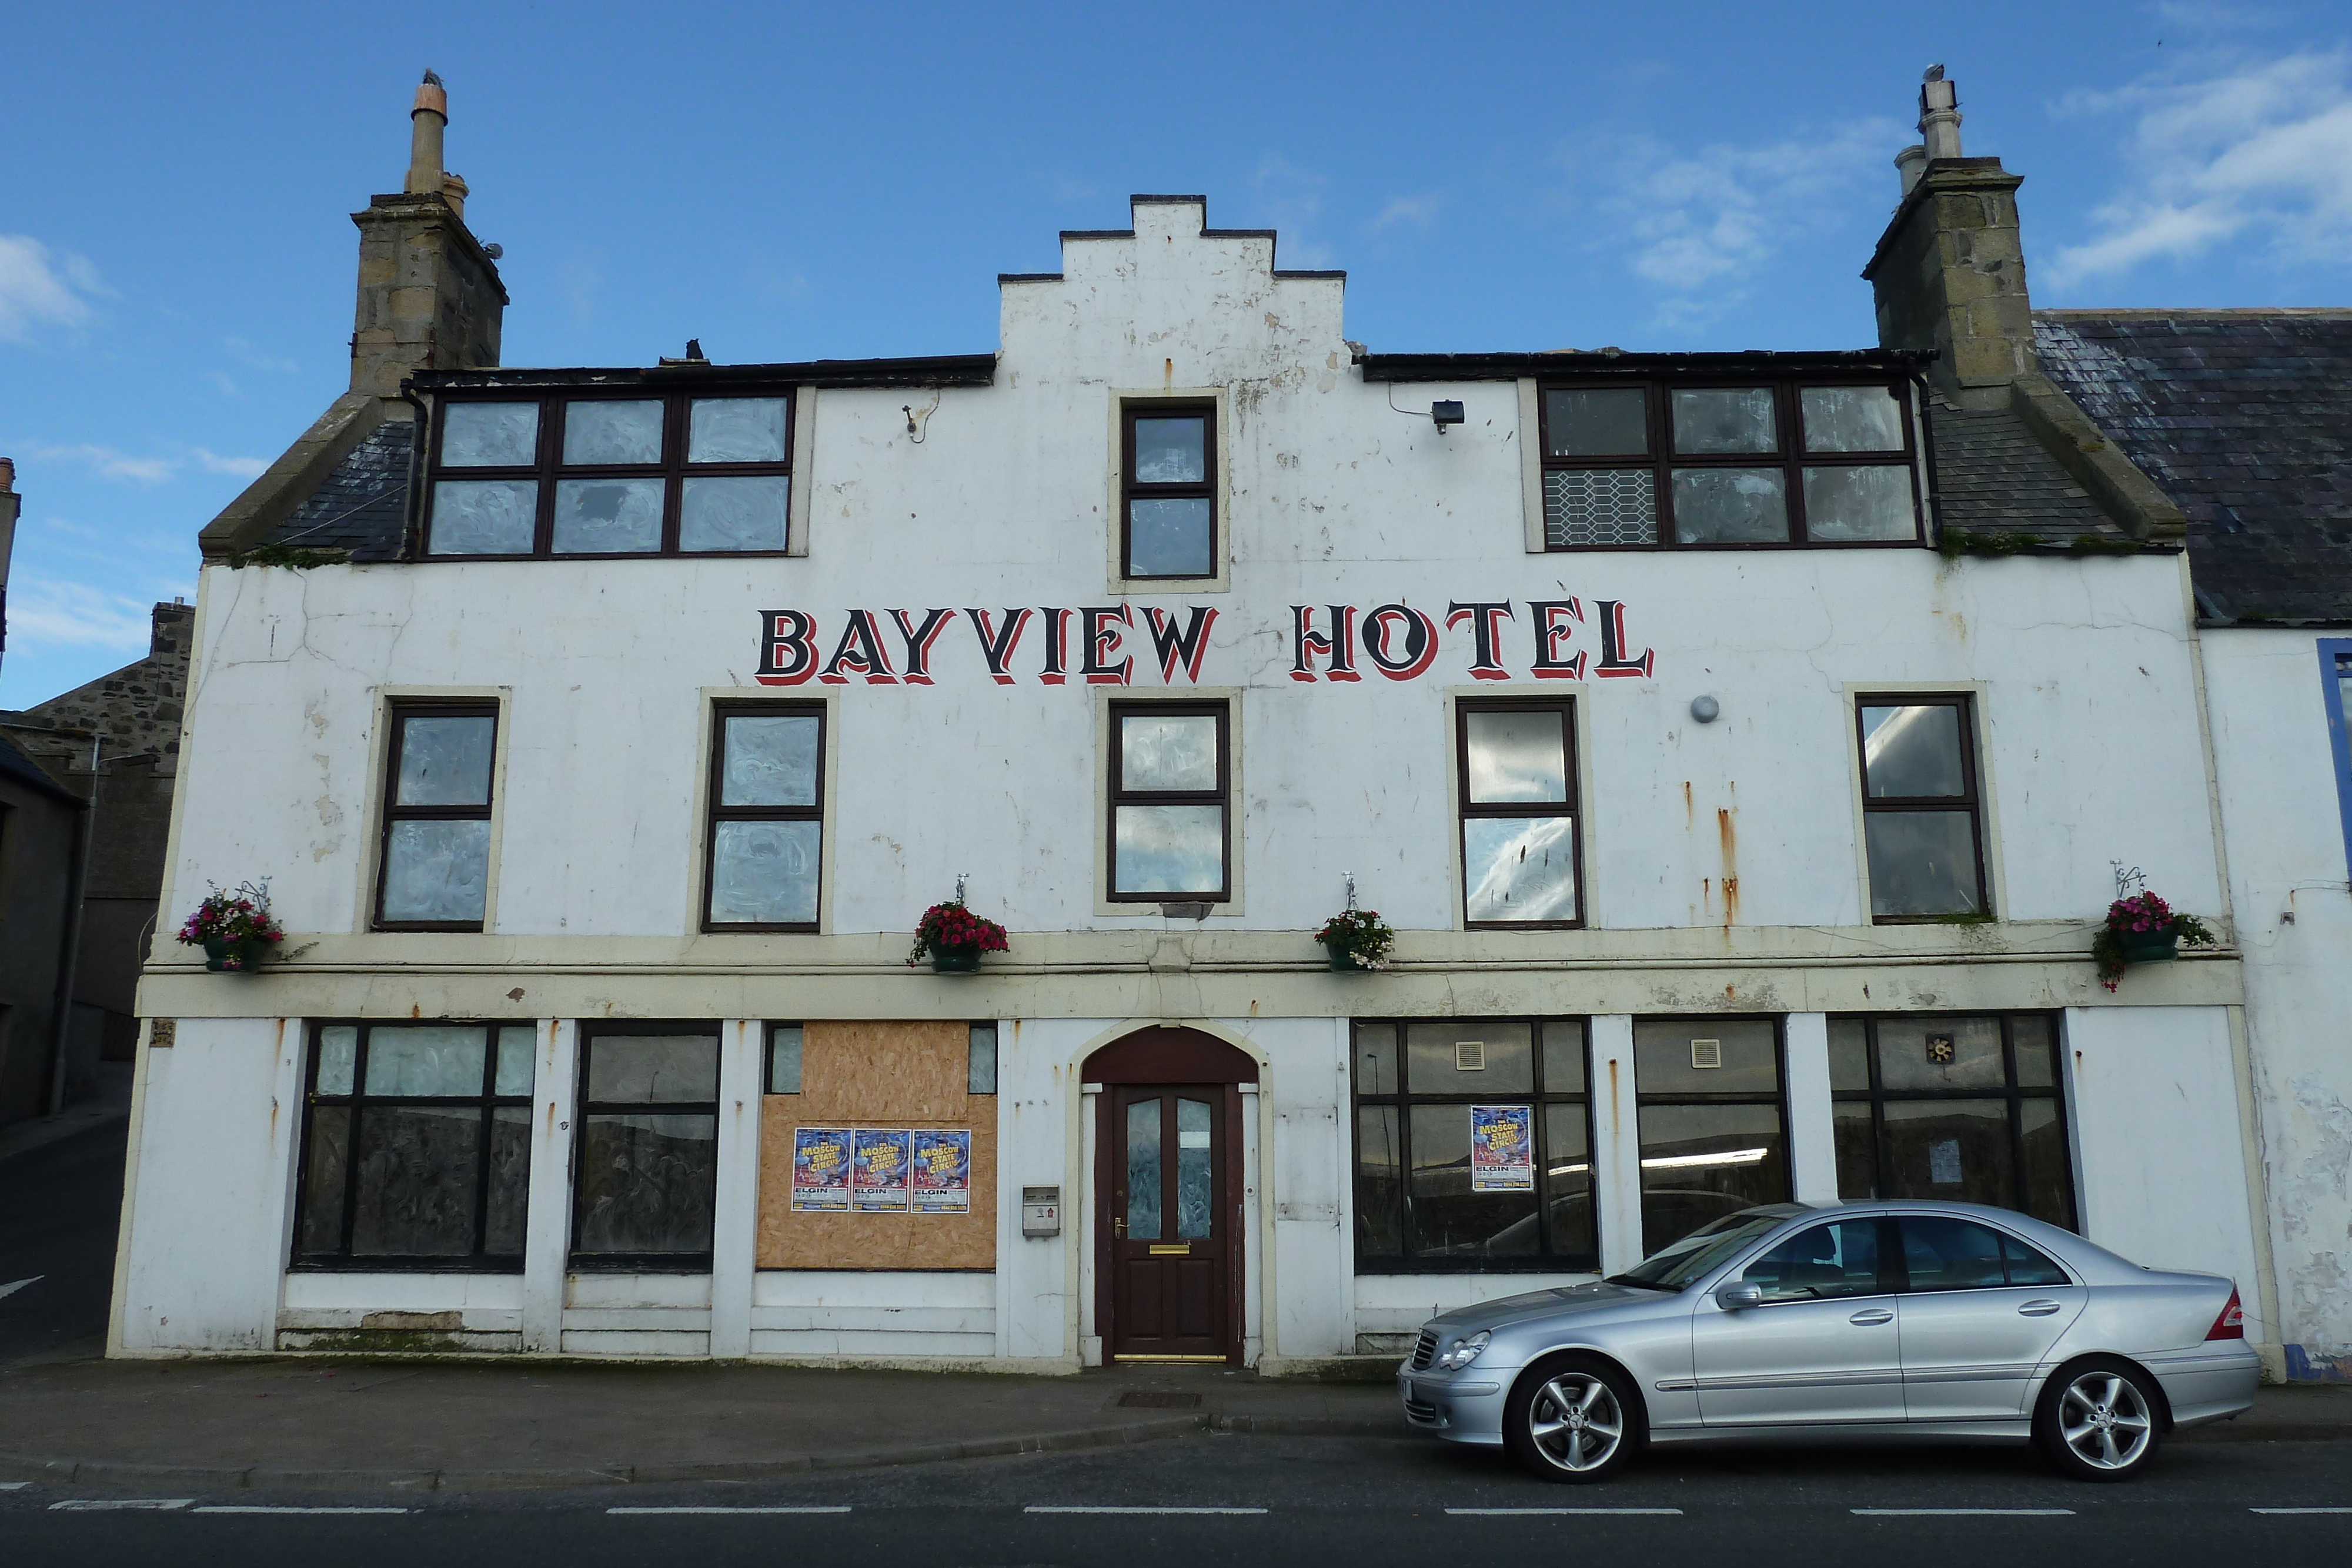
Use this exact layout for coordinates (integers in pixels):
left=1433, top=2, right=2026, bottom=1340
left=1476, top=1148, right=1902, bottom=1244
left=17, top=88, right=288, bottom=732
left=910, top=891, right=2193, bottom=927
left=1503, top=1353, right=1642, bottom=1484
left=2033, top=1356, right=2165, bottom=1482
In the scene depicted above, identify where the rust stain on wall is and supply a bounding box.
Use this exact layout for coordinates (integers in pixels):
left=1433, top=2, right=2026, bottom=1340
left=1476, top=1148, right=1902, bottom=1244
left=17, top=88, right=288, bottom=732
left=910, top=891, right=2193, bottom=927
left=1718, top=807, right=1740, bottom=926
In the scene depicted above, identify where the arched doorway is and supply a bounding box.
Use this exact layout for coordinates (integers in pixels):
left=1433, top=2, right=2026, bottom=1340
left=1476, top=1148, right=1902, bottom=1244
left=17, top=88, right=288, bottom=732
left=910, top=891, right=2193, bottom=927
left=1083, top=1028, right=1258, bottom=1365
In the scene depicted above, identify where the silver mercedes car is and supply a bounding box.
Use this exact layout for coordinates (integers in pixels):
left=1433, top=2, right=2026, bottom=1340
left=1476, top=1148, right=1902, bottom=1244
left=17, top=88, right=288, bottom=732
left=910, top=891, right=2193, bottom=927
left=1398, top=1200, right=2257, bottom=1483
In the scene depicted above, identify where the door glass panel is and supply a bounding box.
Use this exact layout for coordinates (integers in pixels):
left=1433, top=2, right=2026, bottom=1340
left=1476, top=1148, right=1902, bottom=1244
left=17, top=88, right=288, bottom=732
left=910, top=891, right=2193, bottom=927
left=1461, top=815, right=1578, bottom=922
left=1405, top=1021, right=1532, bottom=1094
left=1883, top=1099, right=2015, bottom=1208
left=1545, top=388, right=1649, bottom=456
left=1741, top=1218, right=1883, bottom=1301
left=1175, top=1098, right=1214, bottom=1239
left=1860, top=704, right=1966, bottom=797
left=1408, top=1104, right=1538, bottom=1258
left=1874, top=1017, right=2005, bottom=1089
left=1125, top=1098, right=1163, bottom=1241
left=364, top=1026, right=487, bottom=1096
left=1833, top=1102, right=1878, bottom=1199
left=1355, top=1106, right=1402, bottom=1256
left=1463, top=710, right=1567, bottom=802
left=1354, top=1023, right=1400, bottom=1096
left=1898, top=1214, right=2010, bottom=1292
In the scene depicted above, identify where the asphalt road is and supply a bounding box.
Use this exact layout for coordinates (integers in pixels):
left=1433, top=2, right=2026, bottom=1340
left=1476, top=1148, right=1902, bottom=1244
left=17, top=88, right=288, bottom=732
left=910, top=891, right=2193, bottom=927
left=4, top=1427, right=2347, bottom=1567
left=0, top=1121, right=124, bottom=1366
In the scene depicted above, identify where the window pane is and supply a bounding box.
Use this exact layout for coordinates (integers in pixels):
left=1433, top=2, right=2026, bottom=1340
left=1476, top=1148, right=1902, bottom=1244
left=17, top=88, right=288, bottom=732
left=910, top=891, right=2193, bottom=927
left=1541, top=1021, right=1587, bottom=1093
left=1672, top=388, right=1777, bottom=454
left=1355, top=1106, right=1403, bottom=1256
left=1409, top=1104, right=1539, bottom=1258
left=2013, top=1017, right=2057, bottom=1088
left=1545, top=468, right=1658, bottom=547
left=1462, top=815, right=1578, bottom=922
left=1898, top=1213, right=2010, bottom=1291
left=1875, top=1017, right=2005, bottom=1090
left=1355, top=1024, right=1399, bottom=1096
left=1883, top=1099, right=2014, bottom=1208
left=318, top=1026, right=359, bottom=1096
left=721, top=714, right=820, bottom=807
left=348, top=1104, right=481, bottom=1256
left=1865, top=811, right=1983, bottom=917
left=1175, top=1097, right=1214, bottom=1239
left=1120, top=712, right=1218, bottom=791
left=1672, top=467, right=1787, bottom=543
left=1113, top=804, right=1224, bottom=894
left=1860, top=704, right=1967, bottom=798
left=586, top=1034, right=720, bottom=1103
left=1742, top=1218, right=1883, bottom=1301
left=575, top=1112, right=717, bottom=1253
left=1833, top=1102, right=1878, bottom=1199
left=1126, top=1098, right=1162, bottom=1241
left=1828, top=1018, right=1870, bottom=1091
left=1542, top=1105, right=1595, bottom=1259
left=968, top=1023, right=998, bottom=1095
left=441, top=402, right=539, bottom=467
left=1801, top=386, right=1905, bottom=452
left=1406, top=1021, right=1534, bottom=1095
left=1127, top=497, right=1214, bottom=577
left=2003, top=1234, right=2069, bottom=1286
left=1803, top=464, right=1916, bottom=541
left=380, top=819, right=491, bottom=924
left=395, top=715, right=496, bottom=807
left=297, top=1105, right=350, bottom=1253
left=2020, top=1098, right=2074, bottom=1229
left=1464, top=709, right=1568, bottom=803
left=427, top=479, right=537, bottom=555
left=688, top=397, right=788, bottom=463
left=1635, top=1102, right=1789, bottom=1255
left=494, top=1026, right=535, bottom=1097
left=1132, top=416, right=1207, bottom=483
left=563, top=399, right=663, bottom=465
left=1632, top=1018, right=1780, bottom=1094
left=679, top=475, right=789, bottom=551
left=365, top=1026, right=487, bottom=1096
left=769, top=1025, right=803, bottom=1094
left=708, top=820, right=821, bottom=924
left=483, top=1106, right=532, bottom=1255
left=552, top=477, right=664, bottom=554
left=1545, top=388, right=1649, bottom=457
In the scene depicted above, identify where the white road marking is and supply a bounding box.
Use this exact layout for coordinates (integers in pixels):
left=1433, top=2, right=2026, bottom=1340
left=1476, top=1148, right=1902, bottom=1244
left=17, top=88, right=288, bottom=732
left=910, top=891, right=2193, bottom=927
left=1025, top=1506, right=1268, bottom=1515
left=0, top=1277, right=42, bottom=1302
left=0, top=1482, right=30, bottom=1490
left=1448, top=1507, right=1684, bottom=1516
left=193, top=1506, right=410, bottom=1515
left=606, top=1506, right=852, bottom=1515
left=49, top=1499, right=194, bottom=1512
left=1852, top=1509, right=2075, bottom=1517
left=2250, top=1507, right=2352, bottom=1514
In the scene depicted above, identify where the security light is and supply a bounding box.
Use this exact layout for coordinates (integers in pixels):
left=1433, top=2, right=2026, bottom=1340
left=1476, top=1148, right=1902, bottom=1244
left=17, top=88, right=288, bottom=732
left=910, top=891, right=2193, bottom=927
left=1431, top=400, right=1465, bottom=431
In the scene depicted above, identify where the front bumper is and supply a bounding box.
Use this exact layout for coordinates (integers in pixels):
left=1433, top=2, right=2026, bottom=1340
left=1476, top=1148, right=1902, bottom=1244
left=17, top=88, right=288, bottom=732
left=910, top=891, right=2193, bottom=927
left=1398, top=1366, right=1514, bottom=1446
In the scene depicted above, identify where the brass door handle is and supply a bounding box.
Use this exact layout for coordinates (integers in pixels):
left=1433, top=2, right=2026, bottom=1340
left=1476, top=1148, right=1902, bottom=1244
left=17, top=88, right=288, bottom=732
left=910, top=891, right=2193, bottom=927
left=1114, top=1216, right=1125, bottom=1237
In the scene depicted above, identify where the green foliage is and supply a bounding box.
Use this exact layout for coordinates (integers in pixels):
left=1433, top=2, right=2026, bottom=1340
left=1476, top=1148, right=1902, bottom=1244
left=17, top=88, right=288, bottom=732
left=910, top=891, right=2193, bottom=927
left=227, top=543, right=350, bottom=570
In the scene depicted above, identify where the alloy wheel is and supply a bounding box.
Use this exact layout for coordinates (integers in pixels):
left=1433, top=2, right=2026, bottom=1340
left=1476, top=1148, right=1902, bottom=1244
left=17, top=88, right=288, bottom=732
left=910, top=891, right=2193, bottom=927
left=1528, top=1373, right=1625, bottom=1473
left=2057, top=1370, right=2153, bottom=1470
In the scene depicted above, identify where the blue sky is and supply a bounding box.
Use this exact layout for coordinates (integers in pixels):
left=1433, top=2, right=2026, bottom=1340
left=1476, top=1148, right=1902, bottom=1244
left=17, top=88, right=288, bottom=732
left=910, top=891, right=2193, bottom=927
left=3, top=1, right=2347, bottom=707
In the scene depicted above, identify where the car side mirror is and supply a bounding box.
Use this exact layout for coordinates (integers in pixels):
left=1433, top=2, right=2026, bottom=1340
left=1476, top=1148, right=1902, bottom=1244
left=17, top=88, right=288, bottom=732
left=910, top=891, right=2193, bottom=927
left=1716, top=1282, right=1764, bottom=1311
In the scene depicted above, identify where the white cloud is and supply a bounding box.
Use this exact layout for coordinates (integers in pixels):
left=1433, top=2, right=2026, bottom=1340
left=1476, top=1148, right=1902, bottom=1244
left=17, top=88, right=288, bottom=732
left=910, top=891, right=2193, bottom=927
left=1253, top=155, right=1334, bottom=268
left=2046, top=48, right=2352, bottom=286
left=11, top=441, right=268, bottom=484
left=1372, top=194, right=1442, bottom=230
left=0, top=236, right=102, bottom=340
left=3, top=574, right=159, bottom=652
left=190, top=447, right=268, bottom=479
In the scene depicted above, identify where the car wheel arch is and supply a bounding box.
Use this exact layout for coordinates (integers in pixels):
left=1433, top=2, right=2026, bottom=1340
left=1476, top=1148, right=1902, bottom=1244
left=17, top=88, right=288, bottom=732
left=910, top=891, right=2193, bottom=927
left=2033, top=1350, right=2175, bottom=1433
left=1508, top=1347, right=1652, bottom=1441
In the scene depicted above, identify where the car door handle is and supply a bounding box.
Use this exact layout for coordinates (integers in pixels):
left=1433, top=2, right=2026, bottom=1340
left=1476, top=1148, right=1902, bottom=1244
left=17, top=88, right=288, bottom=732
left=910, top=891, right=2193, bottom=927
left=1849, top=1308, right=1893, bottom=1325
left=2018, top=1299, right=2064, bottom=1316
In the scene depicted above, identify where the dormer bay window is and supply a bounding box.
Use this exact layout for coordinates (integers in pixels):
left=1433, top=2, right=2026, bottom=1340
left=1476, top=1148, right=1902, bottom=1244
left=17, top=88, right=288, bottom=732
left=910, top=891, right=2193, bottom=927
left=423, top=390, right=794, bottom=558
left=1540, top=379, right=1922, bottom=549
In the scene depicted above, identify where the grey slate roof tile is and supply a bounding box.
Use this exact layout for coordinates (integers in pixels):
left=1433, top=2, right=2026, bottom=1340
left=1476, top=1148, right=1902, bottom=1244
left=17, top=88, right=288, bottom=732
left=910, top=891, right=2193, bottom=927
left=262, top=419, right=413, bottom=561
left=1924, top=399, right=2119, bottom=542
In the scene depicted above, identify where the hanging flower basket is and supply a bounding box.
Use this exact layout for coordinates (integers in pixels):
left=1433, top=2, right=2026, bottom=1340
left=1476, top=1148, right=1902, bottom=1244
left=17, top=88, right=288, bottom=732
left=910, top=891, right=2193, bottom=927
left=2092, top=890, right=2214, bottom=991
left=908, top=898, right=1010, bottom=974
left=176, top=881, right=285, bottom=974
left=1315, top=907, right=1395, bottom=972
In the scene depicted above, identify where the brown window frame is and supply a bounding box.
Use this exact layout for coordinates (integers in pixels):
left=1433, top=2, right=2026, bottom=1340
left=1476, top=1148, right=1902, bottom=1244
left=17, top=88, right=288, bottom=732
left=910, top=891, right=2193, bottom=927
left=569, top=1021, right=722, bottom=1273
left=1106, top=697, right=1231, bottom=904
left=1538, top=376, right=1923, bottom=550
left=701, top=700, right=826, bottom=934
left=422, top=389, right=796, bottom=560
left=1455, top=697, right=1585, bottom=930
left=373, top=698, right=499, bottom=933
left=1120, top=400, right=1218, bottom=581
left=1855, top=691, right=1990, bottom=924
left=1632, top=1015, right=1795, bottom=1258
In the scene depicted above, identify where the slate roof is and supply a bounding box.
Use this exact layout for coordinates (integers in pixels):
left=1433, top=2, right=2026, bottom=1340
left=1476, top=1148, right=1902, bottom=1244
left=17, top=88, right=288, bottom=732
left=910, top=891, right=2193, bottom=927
left=2034, top=311, right=2352, bottom=623
left=0, top=728, right=82, bottom=807
left=260, top=419, right=413, bottom=561
left=1923, top=398, right=2121, bottom=544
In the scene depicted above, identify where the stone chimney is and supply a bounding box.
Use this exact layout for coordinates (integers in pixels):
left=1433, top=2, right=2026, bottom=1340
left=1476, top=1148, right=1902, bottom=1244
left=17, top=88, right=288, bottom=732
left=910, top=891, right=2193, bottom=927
left=349, top=69, right=506, bottom=400
left=1861, top=68, right=2035, bottom=410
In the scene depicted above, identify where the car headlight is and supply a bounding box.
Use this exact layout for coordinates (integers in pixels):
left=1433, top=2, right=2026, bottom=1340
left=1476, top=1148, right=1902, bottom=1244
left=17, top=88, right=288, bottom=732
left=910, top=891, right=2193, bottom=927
left=1433, top=1330, right=1491, bottom=1371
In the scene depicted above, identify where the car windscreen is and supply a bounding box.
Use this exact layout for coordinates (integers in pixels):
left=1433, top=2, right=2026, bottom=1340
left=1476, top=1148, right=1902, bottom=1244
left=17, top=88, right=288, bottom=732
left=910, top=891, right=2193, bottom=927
left=1609, top=1211, right=1789, bottom=1292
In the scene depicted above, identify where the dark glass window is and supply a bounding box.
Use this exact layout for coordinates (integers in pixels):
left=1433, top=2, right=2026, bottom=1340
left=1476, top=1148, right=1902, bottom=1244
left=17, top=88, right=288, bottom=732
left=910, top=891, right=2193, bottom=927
left=1830, top=1014, right=2076, bottom=1230
left=293, top=1021, right=535, bottom=1270
left=375, top=701, right=497, bottom=931
left=1121, top=403, right=1217, bottom=579
left=1456, top=699, right=1581, bottom=927
left=1108, top=700, right=1230, bottom=901
left=703, top=701, right=824, bottom=931
left=968, top=1022, right=999, bottom=1095
left=1737, top=1217, right=1889, bottom=1302
left=1897, top=1213, right=2072, bottom=1290
left=572, top=1025, right=721, bottom=1269
left=1539, top=379, right=1920, bottom=550
left=1633, top=1018, right=1791, bottom=1256
left=425, top=391, right=793, bottom=559
left=1351, top=1018, right=1596, bottom=1273
left=1856, top=694, right=1989, bottom=920
left=766, top=1023, right=803, bottom=1094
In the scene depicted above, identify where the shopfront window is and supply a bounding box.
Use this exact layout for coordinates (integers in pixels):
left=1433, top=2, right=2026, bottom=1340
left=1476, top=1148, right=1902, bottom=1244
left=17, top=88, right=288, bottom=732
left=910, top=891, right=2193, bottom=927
left=1830, top=1014, right=2075, bottom=1229
left=1633, top=1018, right=1791, bottom=1256
left=572, top=1025, right=721, bottom=1269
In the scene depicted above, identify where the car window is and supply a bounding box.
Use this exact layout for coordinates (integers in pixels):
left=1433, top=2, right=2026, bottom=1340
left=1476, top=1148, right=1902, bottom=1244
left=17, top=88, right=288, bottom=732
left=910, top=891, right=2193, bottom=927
left=1740, top=1219, right=1883, bottom=1302
left=1612, top=1210, right=1790, bottom=1292
left=1899, top=1215, right=2013, bottom=1291
left=2001, top=1233, right=2070, bottom=1286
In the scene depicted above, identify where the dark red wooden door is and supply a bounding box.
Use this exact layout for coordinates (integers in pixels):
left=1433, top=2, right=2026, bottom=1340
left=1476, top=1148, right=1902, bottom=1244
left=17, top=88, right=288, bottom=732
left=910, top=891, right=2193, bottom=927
left=1107, top=1083, right=1231, bottom=1360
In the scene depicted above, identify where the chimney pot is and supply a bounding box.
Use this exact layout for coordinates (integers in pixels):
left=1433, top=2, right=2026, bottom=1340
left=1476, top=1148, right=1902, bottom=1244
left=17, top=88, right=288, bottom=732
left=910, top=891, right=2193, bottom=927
left=405, top=69, right=450, bottom=197
left=0, top=456, right=15, bottom=493
left=1919, top=72, right=1963, bottom=161
left=1895, top=144, right=1928, bottom=196
left=442, top=172, right=469, bottom=221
